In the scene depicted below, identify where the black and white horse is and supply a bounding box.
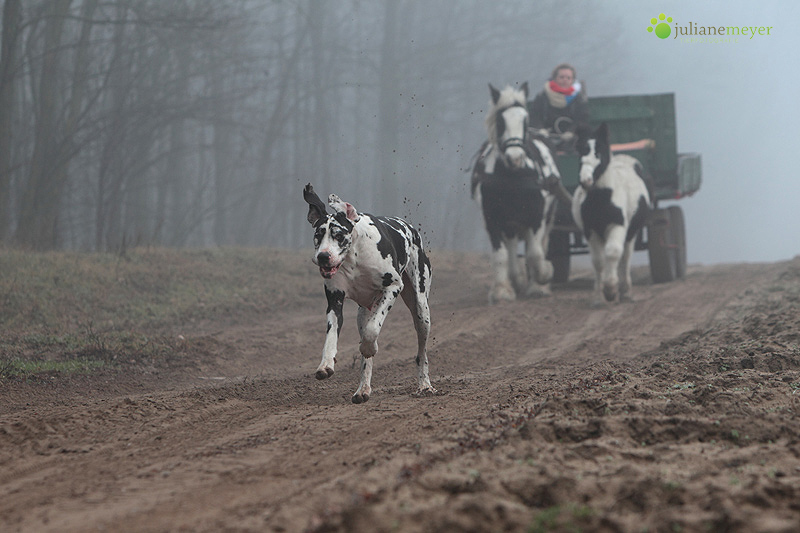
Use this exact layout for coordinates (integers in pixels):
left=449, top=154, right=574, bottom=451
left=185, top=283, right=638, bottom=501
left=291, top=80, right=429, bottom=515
left=571, top=123, right=650, bottom=305
left=471, top=83, right=559, bottom=303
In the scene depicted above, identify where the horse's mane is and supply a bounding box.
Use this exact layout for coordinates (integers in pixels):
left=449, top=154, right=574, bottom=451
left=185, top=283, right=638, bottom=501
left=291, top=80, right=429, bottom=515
left=485, top=85, right=527, bottom=148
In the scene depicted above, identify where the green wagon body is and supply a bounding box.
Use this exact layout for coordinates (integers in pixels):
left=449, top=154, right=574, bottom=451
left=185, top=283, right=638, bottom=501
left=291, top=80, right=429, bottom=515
left=556, top=93, right=701, bottom=200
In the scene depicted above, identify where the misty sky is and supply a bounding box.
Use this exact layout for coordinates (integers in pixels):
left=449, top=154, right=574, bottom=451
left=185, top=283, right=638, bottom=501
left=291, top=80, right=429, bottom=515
left=600, top=0, right=798, bottom=264
left=443, top=0, right=797, bottom=265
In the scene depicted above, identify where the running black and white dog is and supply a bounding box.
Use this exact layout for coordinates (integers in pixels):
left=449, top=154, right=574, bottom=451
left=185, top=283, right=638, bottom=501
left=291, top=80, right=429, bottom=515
left=303, top=184, right=435, bottom=403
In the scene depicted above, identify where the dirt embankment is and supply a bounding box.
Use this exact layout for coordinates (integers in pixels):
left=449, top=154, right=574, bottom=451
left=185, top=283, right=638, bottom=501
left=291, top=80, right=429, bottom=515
left=1, top=251, right=799, bottom=532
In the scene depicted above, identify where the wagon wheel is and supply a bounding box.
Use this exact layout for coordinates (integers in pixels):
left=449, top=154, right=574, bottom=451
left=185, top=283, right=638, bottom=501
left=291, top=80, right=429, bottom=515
left=548, top=230, right=571, bottom=283
left=668, top=205, right=687, bottom=279
left=648, top=207, right=677, bottom=283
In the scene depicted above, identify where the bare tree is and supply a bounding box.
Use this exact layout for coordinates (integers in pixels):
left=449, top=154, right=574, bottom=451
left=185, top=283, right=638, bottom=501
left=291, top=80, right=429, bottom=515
left=373, top=0, right=404, bottom=216
left=0, top=0, right=630, bottom=252
left=0, top=0, right=21, bottom=243
left=16, top=0, right=73, bottom=249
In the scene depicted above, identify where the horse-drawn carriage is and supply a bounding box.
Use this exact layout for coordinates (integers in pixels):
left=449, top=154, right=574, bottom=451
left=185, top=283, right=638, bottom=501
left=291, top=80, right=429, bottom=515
left=471, top=87, right=701, bottom=304
left=547, top=92, right=702, bottom=284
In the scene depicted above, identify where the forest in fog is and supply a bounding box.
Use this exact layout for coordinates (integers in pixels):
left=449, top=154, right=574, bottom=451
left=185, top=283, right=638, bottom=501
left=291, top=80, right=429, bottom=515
left=0, top=0, right=629, bottom=252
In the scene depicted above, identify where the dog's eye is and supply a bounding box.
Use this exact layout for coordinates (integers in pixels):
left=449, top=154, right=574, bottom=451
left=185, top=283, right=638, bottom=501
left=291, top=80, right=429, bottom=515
left=334, top=233, right=346, bottom=243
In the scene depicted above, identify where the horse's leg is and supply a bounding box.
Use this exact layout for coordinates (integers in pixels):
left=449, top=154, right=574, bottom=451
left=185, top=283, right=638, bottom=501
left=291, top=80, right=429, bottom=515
left=506, top=235, right=527, bottom=296
left=523, top=227, right=552, bottom=298
left=489, top=239, right=516, bottom=304
left=602, top=225, right=627, bottom=302
left=618, top=237, right=636, bottom=302
left=588, top=235, right=606, bottom=307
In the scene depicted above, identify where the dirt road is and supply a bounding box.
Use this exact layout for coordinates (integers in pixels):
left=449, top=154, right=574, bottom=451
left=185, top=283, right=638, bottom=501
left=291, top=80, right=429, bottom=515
left=2, top=251, right=799, bottom=532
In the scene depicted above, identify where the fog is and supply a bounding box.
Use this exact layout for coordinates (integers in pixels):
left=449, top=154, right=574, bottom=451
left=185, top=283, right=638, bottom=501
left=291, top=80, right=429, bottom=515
left=611, top=0, right=800, bottom=264
left=459, top=0, right=799, bottom=265
left=1, top=0, right=796, bottom=264
left=410, top=0, right=798, bottom=265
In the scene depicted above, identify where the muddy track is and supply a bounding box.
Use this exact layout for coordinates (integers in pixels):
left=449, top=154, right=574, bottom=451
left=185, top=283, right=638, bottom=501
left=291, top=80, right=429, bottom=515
left=2, top=252, right=799, bottom=532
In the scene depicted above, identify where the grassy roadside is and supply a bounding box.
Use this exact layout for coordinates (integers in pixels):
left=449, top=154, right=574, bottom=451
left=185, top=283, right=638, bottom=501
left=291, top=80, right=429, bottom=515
left=0, top=247, right=313, bottom=381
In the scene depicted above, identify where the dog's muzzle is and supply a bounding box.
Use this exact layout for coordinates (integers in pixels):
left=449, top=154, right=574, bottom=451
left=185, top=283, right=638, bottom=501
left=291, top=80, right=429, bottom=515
left=315, top=252, right=340, bottom=279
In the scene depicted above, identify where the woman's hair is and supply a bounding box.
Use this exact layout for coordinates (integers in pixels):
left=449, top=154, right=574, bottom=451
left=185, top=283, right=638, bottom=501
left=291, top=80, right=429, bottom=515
left=549, top=63, right=576, bottom=81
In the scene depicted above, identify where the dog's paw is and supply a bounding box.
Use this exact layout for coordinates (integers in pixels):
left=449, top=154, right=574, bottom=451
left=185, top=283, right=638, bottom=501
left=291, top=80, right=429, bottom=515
left=412, top=386, right=438, bottom=398
left=315, top=367, right=334, bottom=380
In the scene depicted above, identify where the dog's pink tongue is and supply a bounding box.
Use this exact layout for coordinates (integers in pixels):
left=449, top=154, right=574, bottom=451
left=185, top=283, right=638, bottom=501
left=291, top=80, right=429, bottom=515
left=320, top=265, right=338, bottom=278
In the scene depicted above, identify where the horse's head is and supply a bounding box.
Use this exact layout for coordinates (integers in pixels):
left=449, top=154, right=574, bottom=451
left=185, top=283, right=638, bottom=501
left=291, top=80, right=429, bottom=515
left=487, top=82, right=531, bottom=170
left=304, top=184, right=360, bottom=279
left=576, top=122, right=611, bottom=188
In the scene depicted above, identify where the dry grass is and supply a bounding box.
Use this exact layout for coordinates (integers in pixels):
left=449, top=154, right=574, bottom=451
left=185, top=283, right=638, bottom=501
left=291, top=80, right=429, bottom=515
left=0, top=247, right=315, bottom=379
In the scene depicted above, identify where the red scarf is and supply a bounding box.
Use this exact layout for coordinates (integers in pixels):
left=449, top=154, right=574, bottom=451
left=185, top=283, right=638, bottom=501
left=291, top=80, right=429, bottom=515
left=548, top=80, right=575, bottom=96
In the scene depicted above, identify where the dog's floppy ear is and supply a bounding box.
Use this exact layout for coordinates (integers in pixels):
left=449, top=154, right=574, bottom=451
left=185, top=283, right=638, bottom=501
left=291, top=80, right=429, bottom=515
left=328, top=194, right=360, bottom=223
left=303, top=183, right=328, bottom=226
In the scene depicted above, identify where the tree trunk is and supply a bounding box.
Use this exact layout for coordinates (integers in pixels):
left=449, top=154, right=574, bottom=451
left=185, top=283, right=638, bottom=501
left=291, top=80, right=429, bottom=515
left=211, top=68, right=232, bottom=246
left=242, top=6, right=308, bottom=245
left=52, top=0, right=98, bottom=248
left=374, top=0, right=403, bottom=215
left=16, top=0, right=73, bottom=249
left=164, top=49, right=190, bottom=247
left=95, top=4, right=132, bottom=251
left=0, top=0, right=22, bottom=243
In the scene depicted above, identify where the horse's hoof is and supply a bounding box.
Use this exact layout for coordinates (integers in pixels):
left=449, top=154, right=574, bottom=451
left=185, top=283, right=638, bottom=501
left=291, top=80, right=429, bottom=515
left=413, top=386, right=437, bottom=397
left=525, top=286, right=552, bottom=299
left=489, top=285, right=516, bottom=305
left=352, top=393, right=369, bottom=404
left=590, top=299, right=607, bottom=309
left=603, top=286, right=618, bottom=302
left=535, top=263, right=554, bottom=285
left=315, top=368, right=334, bottom=380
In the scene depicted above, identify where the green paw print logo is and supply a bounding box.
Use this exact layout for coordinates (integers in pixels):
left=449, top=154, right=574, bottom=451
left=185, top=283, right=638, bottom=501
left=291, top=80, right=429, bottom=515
left=647, top=13, right=673, bottom=39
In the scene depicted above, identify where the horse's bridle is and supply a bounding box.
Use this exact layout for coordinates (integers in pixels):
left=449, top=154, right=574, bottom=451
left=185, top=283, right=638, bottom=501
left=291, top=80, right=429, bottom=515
left=500, top=136, right=526, bottom=152
left=497, top=103, right=529, bottom=154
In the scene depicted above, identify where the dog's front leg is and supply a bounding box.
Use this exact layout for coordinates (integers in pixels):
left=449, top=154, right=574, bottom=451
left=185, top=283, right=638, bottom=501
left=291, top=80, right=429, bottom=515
left=316, top=286, right=344, bottom=380
left=351, top=288, right=399, bottom=403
